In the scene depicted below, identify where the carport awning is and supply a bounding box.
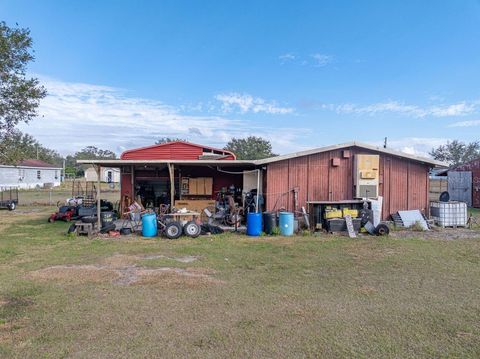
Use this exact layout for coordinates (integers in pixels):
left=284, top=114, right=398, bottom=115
left=77, top=159, right=257, bottom=167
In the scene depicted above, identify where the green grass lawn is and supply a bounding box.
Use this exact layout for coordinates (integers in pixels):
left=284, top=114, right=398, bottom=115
left=1, top=208, right=480, bottom=358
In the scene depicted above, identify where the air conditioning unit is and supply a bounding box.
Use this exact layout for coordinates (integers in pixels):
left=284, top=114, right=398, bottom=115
left=354, top=154, right=379, bottom=198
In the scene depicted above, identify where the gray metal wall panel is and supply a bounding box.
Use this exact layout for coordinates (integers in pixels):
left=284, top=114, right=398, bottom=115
left=448, top=171, right=472, bottom=207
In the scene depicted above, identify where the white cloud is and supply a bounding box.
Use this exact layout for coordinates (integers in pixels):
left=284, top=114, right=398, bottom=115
left=369, top=137, right=449, bottom=157
left=214, top=93, right=294, bottom=114
left=447, top=119, right=480, bottom=127
left=19, top=77, right=304, bottom=155
left=310, top=53, right=333, bottom=67
left=328, top=100, right=476, bottom=118
left=278, top=52, right=333, bottom=67
left=279, top=53, right=296, bottom=64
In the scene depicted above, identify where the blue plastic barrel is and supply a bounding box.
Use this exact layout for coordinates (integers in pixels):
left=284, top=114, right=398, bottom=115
left=141, top=213, right=157, bottom=237
left=279, top=212, right=294, bottom=236
left=247, top=212, right=262, bottom=236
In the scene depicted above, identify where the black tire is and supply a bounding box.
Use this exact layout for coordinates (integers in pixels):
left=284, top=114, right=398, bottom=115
left=165, top=221, right=182, bottom=239
left=67, top=223, right=76, bottom=234
left=375, top=223, right=390, bottom=236
left=183, top=221, right=201, bottom=238
left=100, top=223, right=116, bottom=234
left=8, top=202, right=15, bottom=211
left=120, top=227, right=132, bottom=235
left=81, top=216, right=98, bottom=224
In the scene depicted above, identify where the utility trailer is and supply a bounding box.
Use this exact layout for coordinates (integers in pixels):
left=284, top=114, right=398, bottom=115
left=0, top=187, right=18, bottom=210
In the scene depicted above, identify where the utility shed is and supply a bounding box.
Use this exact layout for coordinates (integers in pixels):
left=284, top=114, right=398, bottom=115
left=257, top=142, right=445, bottom=220
left=447, top=158, right=480, bottom=208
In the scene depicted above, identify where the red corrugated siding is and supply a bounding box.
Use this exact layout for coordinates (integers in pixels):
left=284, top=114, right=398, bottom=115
left=307, top=152, right=329, bottom=201
left=121, top=142, right=235, bottom=160
left=288, top=156, right=309, bottom=212
left=389, top=157, right=408, bottom=212
left=265, top=161, right=290, bottom=211
left=265, top=146, right=431, bottom=219
left=328, top=149, right=352, bottom=201
left=408, top=162, right=428, bottom=211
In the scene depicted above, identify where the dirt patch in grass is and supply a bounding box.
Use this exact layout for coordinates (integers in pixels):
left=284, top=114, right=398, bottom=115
left=126, top=267, right=221, bottom=287
left=28, top=265, right=120, bottom=284
left=142, top=254, right=199, bottom=263
left=100, top=253, right=199, bottom=268
left=26, top=253, right=216, bottom=288
left=100, top=254, right=140, bottom=268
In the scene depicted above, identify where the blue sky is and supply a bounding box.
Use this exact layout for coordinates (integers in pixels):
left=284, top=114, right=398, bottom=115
left=2, top=0, right=480, bottom=156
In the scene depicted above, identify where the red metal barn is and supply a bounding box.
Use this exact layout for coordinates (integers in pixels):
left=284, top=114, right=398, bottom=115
left=258, top=142, right=444, bottom=220
left=78, top=141, right=444, bottom=222
left=448, top=158, right=480, bottom=208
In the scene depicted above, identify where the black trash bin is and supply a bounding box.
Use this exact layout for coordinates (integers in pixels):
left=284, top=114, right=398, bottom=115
left=263, top=212, right=277, bottom=235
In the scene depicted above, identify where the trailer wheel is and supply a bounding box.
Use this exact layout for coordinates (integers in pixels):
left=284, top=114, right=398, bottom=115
left=183, top=221, right=201, bottom=238
left=165, top=222, right=182, bottom=239
left=8, top=202, right=15, bottom=211
left=375, top=223, right=390, bottom=236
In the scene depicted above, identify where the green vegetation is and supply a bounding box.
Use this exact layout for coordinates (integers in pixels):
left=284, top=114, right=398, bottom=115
left=1, top=208, right=480, bottom=358
left=224, top=136, right=277, bottom=160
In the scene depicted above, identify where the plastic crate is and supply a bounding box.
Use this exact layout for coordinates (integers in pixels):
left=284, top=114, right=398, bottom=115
left=324, top=209, right=342, bottom=219
left=342, top=208, right=359, bottom=218
left=327, top=218, right=362, bottom=232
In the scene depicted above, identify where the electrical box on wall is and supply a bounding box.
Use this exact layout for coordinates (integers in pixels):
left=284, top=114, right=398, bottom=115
left=354, top=154, right=380, bottom=198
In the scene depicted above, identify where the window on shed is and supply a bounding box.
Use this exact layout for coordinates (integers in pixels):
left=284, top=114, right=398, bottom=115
left=37, top=170, right=41, bottom=179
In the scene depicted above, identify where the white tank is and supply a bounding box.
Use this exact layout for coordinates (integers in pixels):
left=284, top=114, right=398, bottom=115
left=430, top=201, right=467, bottom=227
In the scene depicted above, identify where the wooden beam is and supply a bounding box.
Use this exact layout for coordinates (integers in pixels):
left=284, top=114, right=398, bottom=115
left=168, top=163, right=174, bottom=210
left=96, top=165, right=101, bottom=231
left=131, top=165, right=134, bottom=200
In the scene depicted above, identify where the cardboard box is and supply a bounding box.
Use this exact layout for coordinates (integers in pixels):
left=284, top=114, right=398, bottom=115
left=188, top=178, right=198, bottom=195
left=196, top=178, right=205, bottom=195
left=187, top=177, right=213, bottom=195
left=204, top=177, right=213, bottom=195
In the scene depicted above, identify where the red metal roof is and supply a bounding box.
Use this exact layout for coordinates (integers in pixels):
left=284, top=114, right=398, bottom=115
left=17, top=159, right=60, bottom=168
left=120, top=141, right=236, bottom=160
